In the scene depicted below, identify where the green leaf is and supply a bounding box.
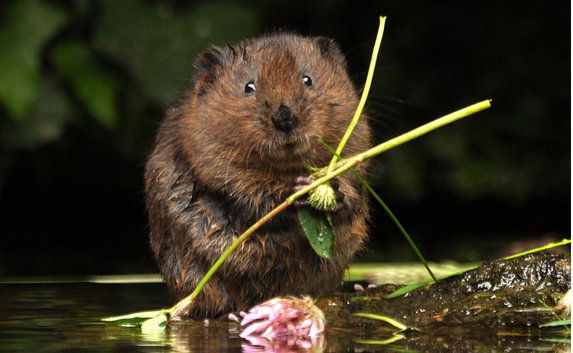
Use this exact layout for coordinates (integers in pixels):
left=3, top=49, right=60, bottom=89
left=353, top=313, right=408, bottom=331
left=102, top=310, right=165, bottom=324
left=51, top=40, right=119, bottom=129
left=141, top=314, right=168, bottom=334
left=539, top=319, right=571, bottom=328
left=0, top=0, right=68, bottom=119
left=298, top=207, right=335, bottom=258
left=103, top=311, right=168, bottom=333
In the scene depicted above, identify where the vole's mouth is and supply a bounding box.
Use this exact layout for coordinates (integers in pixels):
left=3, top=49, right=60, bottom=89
left=260, top=132, right=312, bottom=164
left=278, top=131, right=311, bottom=154
left=284, top=142, right=296, bottom=150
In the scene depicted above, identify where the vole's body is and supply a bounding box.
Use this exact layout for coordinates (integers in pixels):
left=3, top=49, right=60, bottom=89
left=144, top=33, right=371, bottom=319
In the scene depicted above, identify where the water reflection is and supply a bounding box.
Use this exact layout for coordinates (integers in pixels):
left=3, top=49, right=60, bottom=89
left=0, top=277, right=569, bottom=352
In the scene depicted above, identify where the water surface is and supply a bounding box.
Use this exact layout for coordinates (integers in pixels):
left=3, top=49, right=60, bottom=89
left=0, top=274, right=569, bottom=352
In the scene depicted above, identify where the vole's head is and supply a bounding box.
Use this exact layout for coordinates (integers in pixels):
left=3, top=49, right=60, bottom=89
left=184, top=33, right=366, bottom=173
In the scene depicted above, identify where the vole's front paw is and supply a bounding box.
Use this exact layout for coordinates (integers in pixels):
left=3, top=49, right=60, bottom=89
left=284, top=176, right=312, bottom=208
left=284, top=176, right=345, bottom=211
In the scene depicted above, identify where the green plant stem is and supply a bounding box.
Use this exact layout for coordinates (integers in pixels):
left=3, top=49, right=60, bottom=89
left=359, top=100, right=491, bottom=161
left=169, top=201, right=290, bottom=318
left=288, top=100, right=492, bottom=204
left=502, top=238, right=571, bottom=260
left=321, top=140, right=437, bottom=281
left=327, top=16, right=386, bottom=174
left=356, top=172, right=437, bottom=281
left=169, top=99, right=490, bottom=319
left=384, top=238, right=571, bottom=299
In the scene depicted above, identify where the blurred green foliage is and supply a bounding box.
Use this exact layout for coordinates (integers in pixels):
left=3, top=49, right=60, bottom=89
left=0, top=0, right=568, bottom=275
left=51, top=40, right=119, bottom=129
left=0, top=0, right=569, bottom=203
left=92, top=0, right=257, bottom=104
left=0, top=0, right=257, bottom=152
left=364, top=2, right=570, bottom=204
left=0, top=0, right=67, bottom=120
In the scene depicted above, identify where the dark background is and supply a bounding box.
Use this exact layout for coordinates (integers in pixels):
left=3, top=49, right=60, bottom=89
left=0, top=0, right=570, bottom=276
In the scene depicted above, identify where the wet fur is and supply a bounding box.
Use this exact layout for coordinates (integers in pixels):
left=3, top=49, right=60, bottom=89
left=145, top=33, right=371, bottom=318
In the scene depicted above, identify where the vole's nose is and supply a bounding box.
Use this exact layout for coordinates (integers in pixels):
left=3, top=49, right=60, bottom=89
left=271, top=104, right=299, bottom=132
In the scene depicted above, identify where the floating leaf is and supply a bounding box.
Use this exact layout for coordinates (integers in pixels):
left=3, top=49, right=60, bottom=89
left=102, top=310, right=165, bottom=325
left=103, top=310, right=168, bottom=333
left=298, top=207, right=335, bottom=258
left=141, top=314, right=168, bottom=334
left=354, top=335, right=405, bottom=345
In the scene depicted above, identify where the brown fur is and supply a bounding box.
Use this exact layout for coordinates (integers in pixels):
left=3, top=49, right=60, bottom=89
left=144, top=33, right=371, bottom=319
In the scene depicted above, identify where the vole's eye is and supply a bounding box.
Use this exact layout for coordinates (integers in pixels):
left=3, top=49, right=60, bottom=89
left=245, top=81, right=256, bottom=94
left=302, top=75, right=313, bottom=87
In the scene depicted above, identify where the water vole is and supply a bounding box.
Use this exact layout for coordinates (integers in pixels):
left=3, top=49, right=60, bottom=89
left=144, top=33, right=371, bottom=318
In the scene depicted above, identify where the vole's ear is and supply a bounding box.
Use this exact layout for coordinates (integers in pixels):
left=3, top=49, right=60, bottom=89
left=314, top=37, right=348, bottom=71
left=191, top=46, right=226, bottom=96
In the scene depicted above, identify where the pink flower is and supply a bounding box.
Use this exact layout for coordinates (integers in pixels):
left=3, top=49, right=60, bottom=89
left=240, top=297, right=326, bottom=340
